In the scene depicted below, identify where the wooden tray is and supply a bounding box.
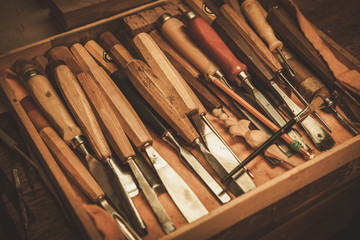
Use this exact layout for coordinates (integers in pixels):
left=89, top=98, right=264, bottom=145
left=0, top=1, right=359, bottom=239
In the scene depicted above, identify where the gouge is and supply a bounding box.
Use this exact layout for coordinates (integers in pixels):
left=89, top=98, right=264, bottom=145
left=70, top=43, right=175, bottom=234
left=182, top=12, right=333, bottom=152
left=16, top=58, right=145, bottom=235
left=5, top=74, right=140, bottom=240
left=132, top=32, right=256, bottom=195
left=219, top=3, right=331, bottom=132
left=157, top=13, right=310, bottom=157
left=113, top=69, right=231, bottom=204
left=97, top=32, right=209, bottom=223
left=267, top=5, right=359, bottom=123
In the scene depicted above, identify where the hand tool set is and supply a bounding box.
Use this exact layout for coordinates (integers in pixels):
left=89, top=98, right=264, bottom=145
left=0, top=0, right=358, bottom=239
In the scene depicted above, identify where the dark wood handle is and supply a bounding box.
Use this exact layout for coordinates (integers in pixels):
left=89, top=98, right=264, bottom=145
left=185, top=13, right=247, bottom=81
left=267, top=6, right=337, bottom=87
left=211, top=16, right=275, bottom=85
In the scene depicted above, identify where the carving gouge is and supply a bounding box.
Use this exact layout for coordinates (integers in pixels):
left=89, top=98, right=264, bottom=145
left=42, top=48, right=147, bottom=235
left=96, top=32, right=209, bottom=223
left=113, top=69, right=231, bottom=204
left=5, top=74, right=140, bottom=240
left=132, top=32, right=256, bottom=195
left=219, top=3, right=331, bottom=132
left=69, top=43, right=175, bottom=234
left=182, top=11, right=324, bottom=152
left=267, top=5, right=359, bottom=123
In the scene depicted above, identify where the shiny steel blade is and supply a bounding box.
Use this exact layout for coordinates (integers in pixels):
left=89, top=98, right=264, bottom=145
left=163, top=131, right=231, bottom=204
left=270, top=81, right=335, bottom=151
left=143, top=145, right=208, bottom=223
left=128, top=159, right=175, bottom=234
left=191, top=116, right=256, bottom=196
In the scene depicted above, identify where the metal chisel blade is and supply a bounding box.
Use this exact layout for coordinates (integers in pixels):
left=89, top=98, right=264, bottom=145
left=191, top=117, right=256, bottom=196
left=144, top=145, right=208, bottom=223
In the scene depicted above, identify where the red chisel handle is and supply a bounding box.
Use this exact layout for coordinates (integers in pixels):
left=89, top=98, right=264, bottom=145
left=184, top=11, right=247, bottom=81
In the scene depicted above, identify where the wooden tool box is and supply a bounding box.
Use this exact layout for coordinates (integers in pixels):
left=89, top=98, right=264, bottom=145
left=0, top=0, right=359, bottom=239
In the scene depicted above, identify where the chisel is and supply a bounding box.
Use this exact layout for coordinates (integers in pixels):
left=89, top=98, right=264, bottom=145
left=156, top=13, right=312, bottom=159
left=5, top=73, right=140, bottom=240
left=114, top=69, right=231, bottom=204
left=219, top=3, right=331, bottom=132
left=267, top=5, right=359, bottom=123
left=132, top=32, right=256, bottom=195
left=182, top=11, right=335, bottom=152
left=43, top=48, right=147, bottom=235
left=69, top=43, right=176, bottom=234
left=94, top=33, right=210, bottom=223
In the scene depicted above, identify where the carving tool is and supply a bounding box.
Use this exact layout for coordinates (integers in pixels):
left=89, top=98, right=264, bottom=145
left=241, top=0, right=295, bottom=76
left=223, top=92, right=323, bottom=182
left=92, top=33, right=210, bottom=223
left=0, top=128, right=39, bottom=169
left=267, top=5, right=359, bottom=123
left=70, top=43, right=175, bottom=234
left=183, top=11, right=335, bottom=152
left=5, top=74, right=140, bottom=240
left=219, top=3, right=331, bottom=132
left=114, top=69, right=231, bottom=203
left=283, top=49, right=359, bottom=135
left=157, top=13, right=311, bottom=159
left=149, top=29, right=293, bottom=158
left=132, top=32, right=256, bottom=195
left=17, top=57, right=146, bottom=235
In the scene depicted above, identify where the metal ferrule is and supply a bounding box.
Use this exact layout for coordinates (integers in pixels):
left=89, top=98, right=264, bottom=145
left=70, top=135, right=91, bottom=157
left=183, top=10, right=197, bottom=22
left=236, top=70, right=251, bottom=86
left=157, top=13, right=172, bottom=27
left=212, top=70, right=233, bottom=89
left=162, top=130, right=181, bottom=151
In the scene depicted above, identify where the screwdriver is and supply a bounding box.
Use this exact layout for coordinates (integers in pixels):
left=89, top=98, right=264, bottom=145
left=69, top=42, right=177, bottom=234
left=97, top=32, right=210, bottom=223
left=5, top=72, right=140, bottom=240
left=132, top=32, right=256, bottom=195
left=219, top=3, right=331, bottom=133
left=266, top=4, right=359, bottom=124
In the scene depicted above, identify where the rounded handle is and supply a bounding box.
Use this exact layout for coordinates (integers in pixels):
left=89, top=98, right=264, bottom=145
left=185, top=12, right=247, bottom=81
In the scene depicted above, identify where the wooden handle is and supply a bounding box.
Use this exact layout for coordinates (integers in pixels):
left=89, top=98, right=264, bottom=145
left=98, top=32, right=134, bottom=69
left=149, top=30, right=201, bottom=80
left=267, top=6, right=337, bottom=86
left=133, top=32, right=199, bottom=115
left=219, top=4, right=282, bottom=72
left=40, top=127, right=104, bottom=202
left=47, top=47, right=112, bottom=161
left=15, top=60, right=82, bottom=144
left=70, top=43, right=136, bottom=162
left=125, top=60, right=199, bottom=144
left=159, top=16, right=220, bottom=78
left=84, top=40, right=154, bottom=150
left=211, top=16, right=275, bottom=84
left=185, top=12, right=247, bottom=81
left=241, top=0, right=283, bottom=52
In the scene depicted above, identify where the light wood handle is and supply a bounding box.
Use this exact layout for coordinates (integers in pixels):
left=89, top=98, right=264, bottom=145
left=51, top=62, right=111, bottom=161
left=133, top=32, right=198, bottom=115
left=15, top=60, right=82, bottom=144
left=40, top=127, right=104, bottom=202
left=241, top=0, right=283, bottom=52
left=82, top=40, right=154, bottom=150
left=70, top=43, right=136, bottom=161
left=125, top=59, right=199, bottom=144
left=219, top=4, right=282, bottom=72
left=160, top=16, right=220, bottom=78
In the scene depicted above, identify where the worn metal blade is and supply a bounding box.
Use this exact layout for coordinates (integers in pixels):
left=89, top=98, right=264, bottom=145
left=144, top=145, right=208, bottom=223
left=191, top=116, right=256, bottom=196
left=163, top=132, right=231, bottom=204
left=270, top=81, right=335, bottom=151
